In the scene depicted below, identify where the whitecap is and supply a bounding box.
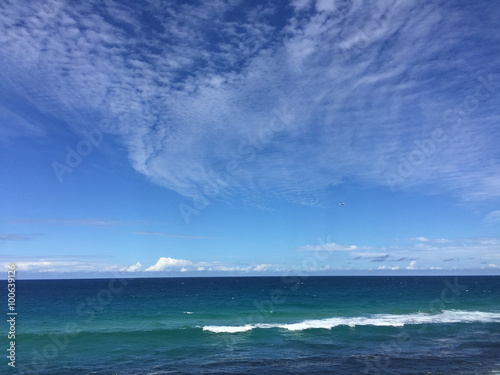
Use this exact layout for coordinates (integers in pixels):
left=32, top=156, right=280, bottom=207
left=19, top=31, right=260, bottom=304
left=203, top=325, right=254, bottom=333
left=202, top=310, right=500, bottom=333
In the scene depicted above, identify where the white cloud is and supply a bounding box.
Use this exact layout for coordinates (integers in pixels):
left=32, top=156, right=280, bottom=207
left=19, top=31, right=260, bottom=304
left=16, top=218, right=147, bottom=227
left=353, top=252, right=389, bottom=258
left=378, top=265, right=400, bottom=270
left=133, top=231, right=214, bottom=239
left=435, top=238, right=452, bottom=243
left=144, top=258, right=257, bottom=273
left=209, top=265, right=253, bottom=272
left=484, top=210, right=500, bottom=225
left=253, top=264, right=272, bottom=272
left=406, top=261, right=418, bottom=270
left=315, top=0, right=337, bottom=13
left=301, top=242, right=361, bottom=251
left=410, top=237, right=452, bottom=244
left=349, top=236, right=500, bottom=269
left=145, top=257, right=193, bottom=272
left=299, top=235, right=500, bottom=272
left=291, top=0, right=313, bottom=12
left=121, top=262, right=142, bottom=272
left=6, top=235, right=500, bottom=276
left=479, top=238, right=499, bottom=245
left=411, top=237, right=430, bottom=242
left=4, top=259, right=108, bottom=273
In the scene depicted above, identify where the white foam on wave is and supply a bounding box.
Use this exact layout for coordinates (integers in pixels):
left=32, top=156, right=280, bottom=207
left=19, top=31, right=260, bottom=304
left=202, top=310, right=500, bottom=333
left=203, top=324, right=254, bottom=333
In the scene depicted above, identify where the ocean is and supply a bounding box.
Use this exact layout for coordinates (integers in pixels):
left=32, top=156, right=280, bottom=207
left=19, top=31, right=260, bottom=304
left=5, top=276, right=500, bottom=374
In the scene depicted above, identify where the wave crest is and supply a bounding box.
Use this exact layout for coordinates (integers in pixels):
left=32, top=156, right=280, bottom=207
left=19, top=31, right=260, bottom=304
left=202, top=310, right=500, bottom=333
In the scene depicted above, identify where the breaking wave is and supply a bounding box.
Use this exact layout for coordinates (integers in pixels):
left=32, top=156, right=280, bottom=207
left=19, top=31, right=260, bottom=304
left=202, top=310, right=500, bottom=333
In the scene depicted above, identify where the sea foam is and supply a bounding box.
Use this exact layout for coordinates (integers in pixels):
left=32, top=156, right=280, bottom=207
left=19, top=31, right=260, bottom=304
left=202, top=310, right=500, bottom=333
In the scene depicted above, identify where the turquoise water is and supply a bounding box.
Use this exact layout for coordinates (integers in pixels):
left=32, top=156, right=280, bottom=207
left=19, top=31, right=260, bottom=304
left=6, top=276, right=500, bottom=374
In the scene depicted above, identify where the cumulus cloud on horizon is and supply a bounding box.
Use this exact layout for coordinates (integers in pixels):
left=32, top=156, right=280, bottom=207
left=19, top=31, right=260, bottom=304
left=144, top=257, right=256, bottom=273
left=3, top=233, right=500, bottom=276
left=145, top=257, right=193, bottom=272
left=121, top=262, right=142, bottom=272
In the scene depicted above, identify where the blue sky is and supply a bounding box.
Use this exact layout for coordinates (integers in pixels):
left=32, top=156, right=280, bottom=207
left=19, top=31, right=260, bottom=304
left=1, top=0, right=499, bottom=278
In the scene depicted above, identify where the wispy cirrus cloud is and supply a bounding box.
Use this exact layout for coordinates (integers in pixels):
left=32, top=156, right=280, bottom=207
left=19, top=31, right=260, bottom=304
left=0, top=233, right=32, bottom=241
left=484, top=210, right=500, bottom=225
left=410, top=237, right=451, bottom=244
left=300, top=242, right=365, bottom=251
left=133, top=231, right=215, bottom=239
left=411, top=237, right=430, bottom=242
left=1, top=0, right=500, bottom=204
left=14, top=218, right=154, bottom=227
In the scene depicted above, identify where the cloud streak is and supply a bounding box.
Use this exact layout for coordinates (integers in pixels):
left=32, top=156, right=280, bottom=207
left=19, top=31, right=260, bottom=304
left=0, top=233, right=31, bottom=241
left=300, top=242, right=364, bottom=252
left=484, top=210, right=500, bottom=225
left=14, top=219, right=155, bottom=227
left=133, top=232, right=215, bottom=239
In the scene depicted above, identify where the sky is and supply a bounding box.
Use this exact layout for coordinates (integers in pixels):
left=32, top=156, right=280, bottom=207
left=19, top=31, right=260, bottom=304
left=1, top=0, right=500, bottom=279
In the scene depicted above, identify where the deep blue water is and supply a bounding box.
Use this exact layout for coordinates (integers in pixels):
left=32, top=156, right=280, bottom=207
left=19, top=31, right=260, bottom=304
left=4, top=276, right=500, bottom=374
